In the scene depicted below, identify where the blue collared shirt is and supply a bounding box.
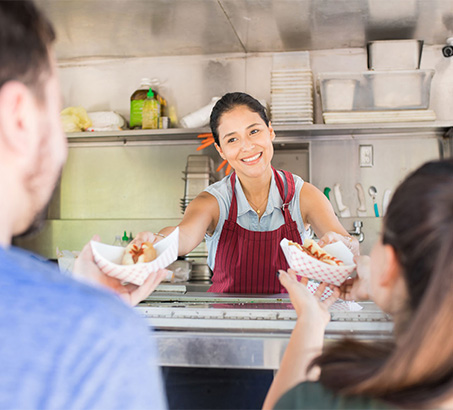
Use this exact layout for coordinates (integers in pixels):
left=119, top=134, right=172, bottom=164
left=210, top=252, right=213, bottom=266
left=204, top=170, right=309, bottom=270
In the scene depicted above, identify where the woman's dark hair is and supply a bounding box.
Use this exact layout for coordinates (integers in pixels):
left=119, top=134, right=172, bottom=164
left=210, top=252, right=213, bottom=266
left=310, top=159, right=453, bottom=409
left=209, top=92, right=269, bottom=145
left=0, top=0, right=56, bottom=102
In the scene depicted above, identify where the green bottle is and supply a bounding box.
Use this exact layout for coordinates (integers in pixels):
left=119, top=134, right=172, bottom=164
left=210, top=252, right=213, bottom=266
left=130, top=78, right=152, bottom=129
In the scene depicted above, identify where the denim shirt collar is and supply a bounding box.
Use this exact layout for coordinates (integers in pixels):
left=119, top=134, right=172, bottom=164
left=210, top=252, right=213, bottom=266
left=234, top=172, right=283, bottom=218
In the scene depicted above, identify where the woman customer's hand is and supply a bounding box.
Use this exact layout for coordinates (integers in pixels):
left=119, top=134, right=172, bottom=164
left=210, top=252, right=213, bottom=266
left=264, top=271, right=340, bottom=410
left=317, top=231, right=360, bottom=256
left=339, top=255, right=371, bottom=301
left=278, top=269, right=340, bottom=326
left=73, top=236, right=168, bottom=306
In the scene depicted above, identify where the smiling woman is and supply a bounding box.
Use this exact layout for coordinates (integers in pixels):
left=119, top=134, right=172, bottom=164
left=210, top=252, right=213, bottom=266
left=135, top=92, right=358, bottom=294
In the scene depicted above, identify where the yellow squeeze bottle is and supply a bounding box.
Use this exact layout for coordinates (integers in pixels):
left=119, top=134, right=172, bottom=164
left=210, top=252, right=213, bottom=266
left=142, top=89, right=160, bottom=130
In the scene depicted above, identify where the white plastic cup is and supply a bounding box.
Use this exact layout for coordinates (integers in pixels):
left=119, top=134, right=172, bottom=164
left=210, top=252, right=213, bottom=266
left=180, top=97, right=220, bottom=128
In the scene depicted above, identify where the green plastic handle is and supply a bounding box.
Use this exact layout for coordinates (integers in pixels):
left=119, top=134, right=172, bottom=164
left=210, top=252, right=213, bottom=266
left=374, top=202, right=380, bottom=217
left=323, top=187, right=331, bottom=201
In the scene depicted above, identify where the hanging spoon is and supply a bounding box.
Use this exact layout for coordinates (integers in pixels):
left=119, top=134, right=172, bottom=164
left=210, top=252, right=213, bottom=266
left=368, top=186, right=379, bottom=217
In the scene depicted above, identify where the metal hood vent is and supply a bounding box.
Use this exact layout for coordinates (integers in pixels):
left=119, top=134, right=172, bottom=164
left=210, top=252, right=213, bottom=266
left=36, top=0, right=453, bottom=61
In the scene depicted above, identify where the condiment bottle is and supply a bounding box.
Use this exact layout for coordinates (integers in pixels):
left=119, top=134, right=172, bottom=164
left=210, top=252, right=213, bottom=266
left=142, top=89, right=160, bottom=130
left=121, top=231, right=129, bottom=247
left=130, top=78, right=152, bottom=129
left=112, top=235, right=122, bottom=247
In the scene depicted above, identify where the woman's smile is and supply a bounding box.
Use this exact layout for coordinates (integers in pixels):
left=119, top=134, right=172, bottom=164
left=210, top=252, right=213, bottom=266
left=241, top=152, right=262, bottom=164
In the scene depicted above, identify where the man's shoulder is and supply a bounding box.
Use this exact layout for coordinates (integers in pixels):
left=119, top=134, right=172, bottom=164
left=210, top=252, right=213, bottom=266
left=0, top=247, right=166, bottom=410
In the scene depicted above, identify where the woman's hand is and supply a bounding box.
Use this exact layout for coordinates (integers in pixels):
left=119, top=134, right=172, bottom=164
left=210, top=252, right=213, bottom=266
left=263, top=271, right=340, bottom=410
left=278, top=269, right=340, bottom=326
left=317, top=231, right=360, bottom=256
left=131, top=231, right=165, bottom=246
left=73, top=236, right=168, bottom=306
left=339, top=255, right=371, bottom=301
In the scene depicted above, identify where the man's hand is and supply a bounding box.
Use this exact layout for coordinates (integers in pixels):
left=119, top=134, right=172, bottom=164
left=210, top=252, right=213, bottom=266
left=73, top=236, right=168, bottom=306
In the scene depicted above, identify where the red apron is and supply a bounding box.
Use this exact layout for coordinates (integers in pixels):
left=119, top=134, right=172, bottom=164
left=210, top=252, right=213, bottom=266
left=208, top=168, right=303, bottom=294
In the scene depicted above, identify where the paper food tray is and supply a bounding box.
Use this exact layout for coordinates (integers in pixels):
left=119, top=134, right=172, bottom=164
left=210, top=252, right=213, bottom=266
left=91, top=228, right=179, bottom=286
left=280, top=238, right=355, bottom=287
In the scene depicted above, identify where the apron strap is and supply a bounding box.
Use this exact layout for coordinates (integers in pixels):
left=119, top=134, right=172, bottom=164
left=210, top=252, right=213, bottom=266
left=273, top=168, right=297, bottom=224
left=228, top=172, right=238, bottom=221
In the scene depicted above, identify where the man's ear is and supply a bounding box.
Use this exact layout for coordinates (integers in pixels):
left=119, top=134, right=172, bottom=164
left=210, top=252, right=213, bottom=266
left=214, top=142, right=226, bottom=160
left=379, top=244, right=402, bottom=287
left=0, top=81, right=38, bottom=156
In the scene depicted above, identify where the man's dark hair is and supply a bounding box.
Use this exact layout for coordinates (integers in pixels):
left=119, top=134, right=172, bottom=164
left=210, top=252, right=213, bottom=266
left=0, top=0, right=55, bottom=100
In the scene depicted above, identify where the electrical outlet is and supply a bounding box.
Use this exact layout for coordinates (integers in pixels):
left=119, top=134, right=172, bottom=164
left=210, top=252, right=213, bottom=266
left=359, top=145, right=373, bottom=167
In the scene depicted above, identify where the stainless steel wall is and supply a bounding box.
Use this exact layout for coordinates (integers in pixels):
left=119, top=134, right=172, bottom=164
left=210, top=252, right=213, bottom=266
left=14, top=47, right=448, bottom=257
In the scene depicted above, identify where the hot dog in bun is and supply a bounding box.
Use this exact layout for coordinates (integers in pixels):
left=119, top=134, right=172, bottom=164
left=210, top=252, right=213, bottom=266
left=122, top=242, right=157, bottom=265
left=289, top=239, right=344, bottom=266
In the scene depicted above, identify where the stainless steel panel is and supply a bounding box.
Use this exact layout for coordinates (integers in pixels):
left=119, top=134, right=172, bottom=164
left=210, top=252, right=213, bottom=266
left=36, top=0, right=453, bottom=61
left=37, top=0, right=244, bottom=60
left=151, top=332, right=290, bottom=369
left=139, top=296, right=393, bottom=369
left=151, top=327, right=393, bottom=370
left=52, top=144, right=223, bottom=219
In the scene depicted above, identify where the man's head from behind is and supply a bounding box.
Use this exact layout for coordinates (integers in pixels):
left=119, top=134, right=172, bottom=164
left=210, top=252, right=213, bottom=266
left=0, top=1, right=67, bottom=244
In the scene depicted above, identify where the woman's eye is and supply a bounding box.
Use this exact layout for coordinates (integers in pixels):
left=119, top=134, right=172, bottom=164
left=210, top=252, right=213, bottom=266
left=227, top=137, right=237, bottom=144
left=250, top=129, right=259, bottom=135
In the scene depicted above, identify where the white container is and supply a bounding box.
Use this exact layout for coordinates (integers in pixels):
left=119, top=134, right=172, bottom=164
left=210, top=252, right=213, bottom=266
left=371, top=69, right=434, bottom=109
left=180, top=97, right=220, bottom=128
left=318, top=70, right=434, bottom=111
left=367, top=40, right=423, bottom=70
left=320, top=78, right=359, bottom=111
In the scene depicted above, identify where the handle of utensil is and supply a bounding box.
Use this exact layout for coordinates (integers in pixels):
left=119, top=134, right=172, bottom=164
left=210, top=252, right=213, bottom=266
left=323, top=187, right=331, bottom=201
left=333, top=183, right=351, bottom=217
left=333, top=184, right=345, bottom=211
left=382, top=189, right=391, bottom=216
left=355, top=183, right=367, bottom=214
left=373, top=202, right=380, bottom=217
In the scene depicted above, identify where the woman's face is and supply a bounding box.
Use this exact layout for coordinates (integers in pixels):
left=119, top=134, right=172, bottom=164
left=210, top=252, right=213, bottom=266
left=215, top=105, right=275, bottom=178
left=369, top=237, right=386, bottom=304
left=368, top=231, right=406, bottom=315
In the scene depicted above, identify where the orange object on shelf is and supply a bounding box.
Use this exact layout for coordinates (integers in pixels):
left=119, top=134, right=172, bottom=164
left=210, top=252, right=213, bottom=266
left=197, top=133, right=232, bottom=175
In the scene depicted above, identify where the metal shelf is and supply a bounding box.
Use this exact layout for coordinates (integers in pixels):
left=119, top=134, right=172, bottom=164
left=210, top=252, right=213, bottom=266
left=66, top=122, right=453, bottom=147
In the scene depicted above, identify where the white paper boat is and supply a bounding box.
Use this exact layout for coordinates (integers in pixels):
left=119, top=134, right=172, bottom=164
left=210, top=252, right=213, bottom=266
left=91, top=227, right=179, bottom=286
left=280, top=238, right=355, bottom=286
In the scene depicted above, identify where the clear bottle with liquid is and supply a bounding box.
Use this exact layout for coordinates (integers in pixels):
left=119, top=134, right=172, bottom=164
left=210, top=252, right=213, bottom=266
left=142, top=89, right=160, bottom=130
left=129, top=78, right=152, bottom=129
left=112, top=235, right=122, bottom=247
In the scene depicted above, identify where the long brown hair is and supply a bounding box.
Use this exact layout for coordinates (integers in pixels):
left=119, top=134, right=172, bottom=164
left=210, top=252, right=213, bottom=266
left=310, top=159, right=453, bottom=409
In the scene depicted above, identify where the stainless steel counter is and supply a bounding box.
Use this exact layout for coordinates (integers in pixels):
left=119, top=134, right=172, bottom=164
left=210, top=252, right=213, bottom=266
left=137, top=291, right=393, bottom=370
